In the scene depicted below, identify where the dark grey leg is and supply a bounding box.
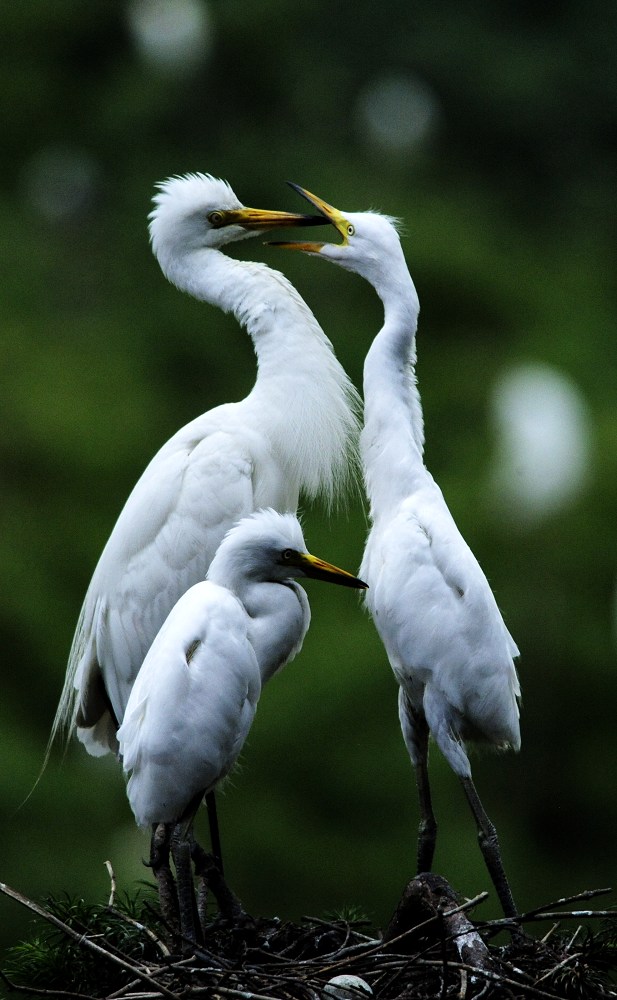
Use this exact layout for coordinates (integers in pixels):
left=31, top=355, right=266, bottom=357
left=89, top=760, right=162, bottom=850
left=171, top=825, right=203, bottom=951
left=190, top=837, right=247, bottom=924
left=206, top=790, right=224, bottom=876
left=195, top=860, right=209, bottom=935
left=415, top=716, right=437, bottom=874
left=460, top=775, right=518, bottom=919
left=149, top=822, right=179, bottom=932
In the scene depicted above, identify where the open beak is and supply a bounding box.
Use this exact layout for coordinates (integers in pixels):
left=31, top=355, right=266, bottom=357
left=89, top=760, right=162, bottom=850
left=209, top=206, right=328, bottom=232
left=297, top=552, right=367, bottom=590
left=266, top=183, right=350, bottom=252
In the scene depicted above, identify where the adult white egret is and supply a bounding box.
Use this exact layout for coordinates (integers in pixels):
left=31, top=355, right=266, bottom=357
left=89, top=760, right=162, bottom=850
left=51, top=173, right=361, bottom=862
left=275, top=186, right=521, bottom=919
left=117, top=508, right=367, bottom=946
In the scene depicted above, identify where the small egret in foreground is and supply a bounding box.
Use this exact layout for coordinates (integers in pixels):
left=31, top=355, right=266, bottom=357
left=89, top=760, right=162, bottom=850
left=51, top=173, right=360, bottom=863
left=275, top=186, right=521, bottom=919
left=117, top=508, right=367, bottom=946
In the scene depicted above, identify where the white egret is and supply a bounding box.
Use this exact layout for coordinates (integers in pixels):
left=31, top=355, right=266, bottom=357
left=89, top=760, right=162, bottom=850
left=275, top=186, right=521, bottom=919
left=50, top=173, right=361, bottom=862
left=117, top=508, right=367, bottom=946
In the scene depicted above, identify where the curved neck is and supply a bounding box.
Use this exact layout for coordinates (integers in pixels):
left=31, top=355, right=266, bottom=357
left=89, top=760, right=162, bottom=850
left=160, top=247, right=361, bottom=505
left=207, top=554, right=307, bottom=686
left=361, top=253, right=425, bottom=512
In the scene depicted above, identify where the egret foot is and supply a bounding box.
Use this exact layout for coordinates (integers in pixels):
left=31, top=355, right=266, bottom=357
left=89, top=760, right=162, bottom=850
left=149, top=822, right=179, bottom=937
left=190, top=838, right=248, bottom=925
left=171, top=826, right=203, bottom=953
left=195, top=861, right=209, bottom=937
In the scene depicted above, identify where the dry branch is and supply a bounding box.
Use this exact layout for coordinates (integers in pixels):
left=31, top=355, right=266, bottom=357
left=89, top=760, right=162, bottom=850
left=1, top=876, right=616, bottom=999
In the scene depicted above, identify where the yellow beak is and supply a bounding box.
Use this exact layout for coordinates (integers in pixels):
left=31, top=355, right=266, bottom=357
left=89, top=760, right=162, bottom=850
left=298, top=551, right=367, bottom=589
left=266, top=183, right=351, bottom=252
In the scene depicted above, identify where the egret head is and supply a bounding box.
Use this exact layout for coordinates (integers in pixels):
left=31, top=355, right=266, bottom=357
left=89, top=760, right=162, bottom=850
left=208, top=509, right=367, bottom=591
left=268, top=183, right=405, bottom=285
left=148, top=173, right=325, bottom=262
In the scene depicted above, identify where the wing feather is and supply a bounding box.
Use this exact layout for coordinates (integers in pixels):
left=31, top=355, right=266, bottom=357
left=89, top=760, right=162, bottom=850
left=54, top=411, right=262, bottom=755
left=117, top=581, right=261, bottom=827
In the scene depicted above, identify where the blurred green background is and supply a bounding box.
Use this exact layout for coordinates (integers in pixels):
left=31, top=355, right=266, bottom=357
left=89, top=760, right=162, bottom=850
left=2, top=0, right=616, bottom=957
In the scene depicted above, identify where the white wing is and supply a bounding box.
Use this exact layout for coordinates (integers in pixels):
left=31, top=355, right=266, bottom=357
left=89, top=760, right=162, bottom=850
left=64, top=404, right=286, bottom=755
left=118, top=580, right=261, bottom=827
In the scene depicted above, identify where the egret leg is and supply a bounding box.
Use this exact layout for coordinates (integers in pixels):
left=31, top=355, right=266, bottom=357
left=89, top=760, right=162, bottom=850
left=149, top=822, right=179, bottom=931
left=206, top=790, right=224, bottom=875
left=414, top=715, right=437, bottom=874
left=194, top=856, right=209, bottom=936
left=399, top=692, right=437, bottom=873
left=171, top=825, right=203, bottom=951
left=460, top=775, right=517, bottom=919
left=190, top=837, right=247, bottom=924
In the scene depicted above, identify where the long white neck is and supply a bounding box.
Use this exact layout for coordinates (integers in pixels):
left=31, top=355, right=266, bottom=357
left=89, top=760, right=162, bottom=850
left=159, top=246, right=361, bottom=506
left=208, top=543, right=309, bottom=687
left=360, top=249, right=425, bottom=515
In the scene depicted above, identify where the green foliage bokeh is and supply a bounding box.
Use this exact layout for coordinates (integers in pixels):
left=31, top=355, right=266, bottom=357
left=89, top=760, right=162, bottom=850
left=1, top=0, right=616, bottom=955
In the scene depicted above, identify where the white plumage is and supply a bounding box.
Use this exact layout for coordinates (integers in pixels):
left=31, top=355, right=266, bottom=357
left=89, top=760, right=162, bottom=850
left=364, top=493, right=520, bottom=776
left=52, top=174, right=361, bottom=759
left=116, top=508, right=366, bottom=945
left=118, top=508, right=366, bottom=828
left=277, top=185, right=521, bottom=919
left=117, top=581, right=259, bottom=829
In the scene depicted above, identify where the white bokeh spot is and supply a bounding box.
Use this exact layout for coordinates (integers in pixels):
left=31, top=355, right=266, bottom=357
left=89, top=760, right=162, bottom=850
left=126, top=0, right=213, bottom=71
left=354, top=72, right=441, bottom=154
left=489, top=362, right=592, bottom=522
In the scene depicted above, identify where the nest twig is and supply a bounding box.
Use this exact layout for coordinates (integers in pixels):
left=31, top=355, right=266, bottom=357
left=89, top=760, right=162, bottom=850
left=1, top=875, right=616, bottom=999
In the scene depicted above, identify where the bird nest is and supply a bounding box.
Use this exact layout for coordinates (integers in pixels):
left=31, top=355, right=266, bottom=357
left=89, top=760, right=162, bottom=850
left=2, top=875, right=616, bottom=999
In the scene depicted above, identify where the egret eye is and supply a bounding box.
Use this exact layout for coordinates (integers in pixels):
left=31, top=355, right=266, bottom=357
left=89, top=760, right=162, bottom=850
left=209, top=211, right=224, bottom=227
left=347, top=224, right=355, bottom=236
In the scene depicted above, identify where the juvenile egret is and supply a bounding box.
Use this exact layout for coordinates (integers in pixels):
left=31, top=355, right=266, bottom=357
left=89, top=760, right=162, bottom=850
left=117, top=508, right=367, bottom=945
left=51, top=174, right=361, bottom=859
left=276, top=186, right=521, bottom=919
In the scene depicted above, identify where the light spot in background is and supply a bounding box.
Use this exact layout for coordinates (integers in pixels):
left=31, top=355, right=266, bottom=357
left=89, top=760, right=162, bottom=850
left=354, top=72, right=441, bottom=155
left=489, top=362, right=592, bottom=522
left=126, top=0, right=213, bottom=72
left=21, top=146, right=101, bottom=223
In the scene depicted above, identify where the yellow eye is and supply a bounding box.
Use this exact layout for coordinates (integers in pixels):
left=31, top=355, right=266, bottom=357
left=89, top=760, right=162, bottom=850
left=209, top=211, right=224, bottom=226
left=347, top=224, right=355, bottom=236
